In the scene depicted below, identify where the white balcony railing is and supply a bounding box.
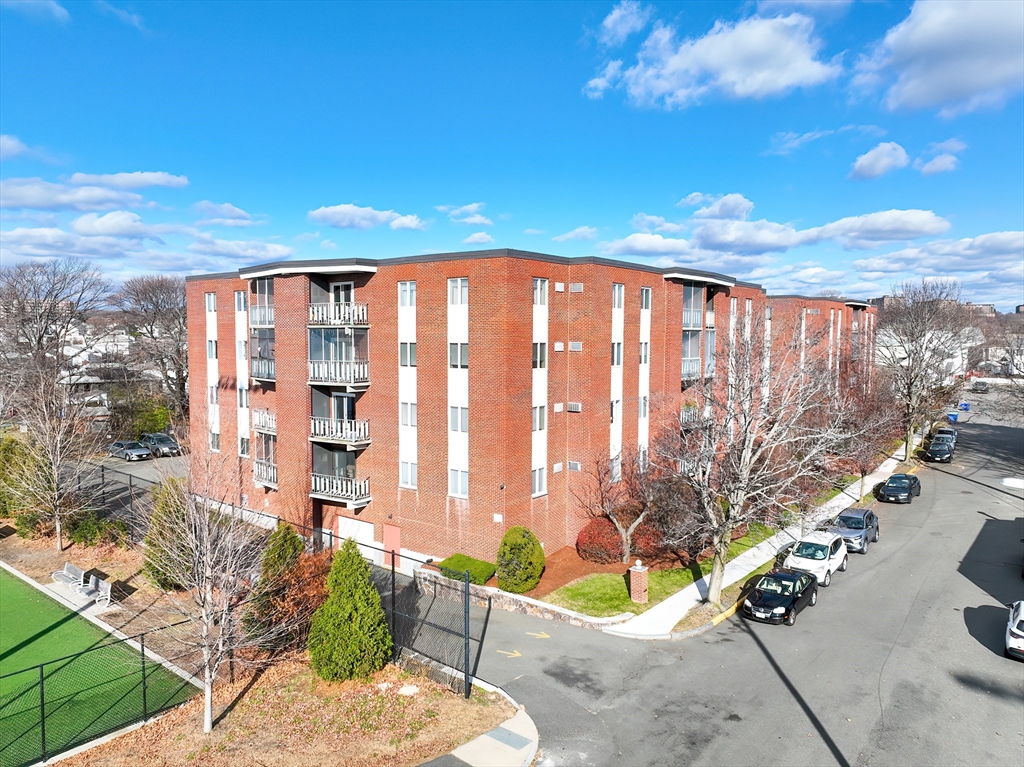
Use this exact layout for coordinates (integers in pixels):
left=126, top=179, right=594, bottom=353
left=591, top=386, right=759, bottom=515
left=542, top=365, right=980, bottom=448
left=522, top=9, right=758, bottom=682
left=253, top=460, right=278, bottom=487
left=680, top=406, right=701, bottom=423
left=308, top=302, right=369, bottom=326
left=249, top=304, right=274, bottom=327
left=705, top=310, right=715, bottom=328
left=252, top=409, right=276, bottom=433
left=681, top=358, right=702, bottom=379
left=250, top=357, right=276, bottom=380
left=682, top=308, right=703, bottom=328
left=308, top=359, right=370, bottom=386
left=311, top=473, right=371, bottom=503
left=310, top=417, right=370, bottom=443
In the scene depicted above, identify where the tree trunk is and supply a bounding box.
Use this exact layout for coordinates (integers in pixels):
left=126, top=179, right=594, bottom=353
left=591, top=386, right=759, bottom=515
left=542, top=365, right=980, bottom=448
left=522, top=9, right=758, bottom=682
left=905, top=422, right=915, bottom=461
left=860, top=471, right=867, bottom=502
left=705, top=529, right=730, bottom=607
left=55, top=515, right=63, bottom=552
left=203, top=660, right=213, bottom=733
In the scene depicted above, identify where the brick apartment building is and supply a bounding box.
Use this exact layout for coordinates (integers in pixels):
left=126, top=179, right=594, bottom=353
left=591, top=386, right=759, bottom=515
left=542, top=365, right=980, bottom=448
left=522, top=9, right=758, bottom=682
left=185, top=249, right=875, bottom=564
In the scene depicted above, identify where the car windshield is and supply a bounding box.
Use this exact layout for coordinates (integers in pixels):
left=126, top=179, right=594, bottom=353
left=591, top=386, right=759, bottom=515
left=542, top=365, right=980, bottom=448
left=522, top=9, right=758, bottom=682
left=153, top=435, right=174, bottom=444
left=1017, top=620, right=1024, bottom=633
left=837, top=516, right=864, bottom=529
left=756, top=576, right=795, bottom=596
left=793, top=542, right=828, bottom=560
left=124, top=442, right=144, bottom=449
left=930, top=445, right=951, bottom=453
left=885, top=480, right=909, bottom=488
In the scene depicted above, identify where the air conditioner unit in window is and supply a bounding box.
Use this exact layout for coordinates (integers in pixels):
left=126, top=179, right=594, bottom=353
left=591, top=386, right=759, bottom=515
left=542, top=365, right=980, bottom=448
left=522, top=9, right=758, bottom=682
left=568, top=461, right=582, bottom=471
left=569, top=283, right=584, bottom=293
left=568, top=341, right=583, bottom=352
left=567, top=402, right=582, bottom=412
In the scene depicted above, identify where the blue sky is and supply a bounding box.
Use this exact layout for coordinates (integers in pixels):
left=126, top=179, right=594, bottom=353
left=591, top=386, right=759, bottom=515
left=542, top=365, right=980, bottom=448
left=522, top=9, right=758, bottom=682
left=1, top=0, right=1022, bottom=307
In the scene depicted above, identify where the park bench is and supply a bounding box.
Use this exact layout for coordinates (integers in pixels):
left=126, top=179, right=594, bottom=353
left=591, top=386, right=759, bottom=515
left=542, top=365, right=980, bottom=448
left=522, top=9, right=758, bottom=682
left=75, top=575, right=113, bottom=609
left=51, top=562, right=87, bottom=589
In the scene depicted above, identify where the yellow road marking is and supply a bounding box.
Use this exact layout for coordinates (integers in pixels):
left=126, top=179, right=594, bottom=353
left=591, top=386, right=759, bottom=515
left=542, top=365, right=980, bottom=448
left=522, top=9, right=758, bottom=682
left=526, top=631, right=550, bottom=639
left=496, top=649, right=522, bottom=658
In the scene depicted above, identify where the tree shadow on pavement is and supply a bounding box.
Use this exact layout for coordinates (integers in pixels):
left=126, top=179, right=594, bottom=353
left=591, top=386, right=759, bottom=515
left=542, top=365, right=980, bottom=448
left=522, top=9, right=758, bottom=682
left=962, top=604, right=1011, bottom=658
left=956, top=516, right=1024, bottom=606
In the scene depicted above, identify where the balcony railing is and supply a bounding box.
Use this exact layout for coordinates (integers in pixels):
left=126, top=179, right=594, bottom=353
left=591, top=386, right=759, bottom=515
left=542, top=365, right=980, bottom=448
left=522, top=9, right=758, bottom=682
left=308, top=302, right=369, bottom=326
left=249, top=304, right=275, bottom=327
left=252, top=409, right=276, bottom=433
left=705, top=310, right=715, bottom=328
left=681, top=358, right=702, bottom=379
left=310, top=417, right=370, bottom=444
left=250, top=357, right=276, bottom=380
left=310, top=473, right=371, bottom=504
left=680, top=406, right=701, bottom=423
left=253, top=460, right=278, bottom=488
left=682, top=308, right=703, bottom=328
left=308, top=359, right=370, bottom=386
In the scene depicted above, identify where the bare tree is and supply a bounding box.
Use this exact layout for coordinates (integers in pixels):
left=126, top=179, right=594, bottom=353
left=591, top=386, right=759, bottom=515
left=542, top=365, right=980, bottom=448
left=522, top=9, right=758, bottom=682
left=573, top=449, right=655, bottom=564
left=842, top=382, right=903, bottom=500
left=111, top=275, right=189, bottom=415
left=651, top=309, right=860, bottom=607
left=875, top=279, right=974, bottom=452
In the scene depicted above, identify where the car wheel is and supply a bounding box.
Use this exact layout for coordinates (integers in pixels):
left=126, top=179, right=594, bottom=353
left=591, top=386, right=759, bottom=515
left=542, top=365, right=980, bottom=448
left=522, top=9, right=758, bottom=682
left=124, top=455, right=130, bottom=462
left=822, top=571, right=831, bottom=587
left=810, top=590, right=818, bottom=606
left=839, top=555, right=848, bottom=572
left=785, top=611, right=796, bottom=626
left=874, top=527, right=880, bottom=542
left=861, top=539, right=870, bottom=555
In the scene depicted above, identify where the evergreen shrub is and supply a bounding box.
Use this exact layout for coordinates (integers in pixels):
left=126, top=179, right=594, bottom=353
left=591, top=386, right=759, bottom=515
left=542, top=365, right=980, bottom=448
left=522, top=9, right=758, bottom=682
left=437, top=553, right=496, bottom=585
left=495, top=526, right=545, bottom=593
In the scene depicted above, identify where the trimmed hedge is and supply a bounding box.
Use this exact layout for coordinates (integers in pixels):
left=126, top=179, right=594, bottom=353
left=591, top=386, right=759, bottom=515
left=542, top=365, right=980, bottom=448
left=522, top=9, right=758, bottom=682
left=437, top=553, right=496, bottom=585
left=496, top=526, right=545, bottom=593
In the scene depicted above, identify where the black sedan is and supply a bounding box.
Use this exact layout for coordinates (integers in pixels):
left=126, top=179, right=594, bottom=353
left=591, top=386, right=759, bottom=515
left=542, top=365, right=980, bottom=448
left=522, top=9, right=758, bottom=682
left=923, top=443, right=953, bottom=463
left=741, top=568, right=818, bottom=626
left=878, top=473, right=921, bottom=503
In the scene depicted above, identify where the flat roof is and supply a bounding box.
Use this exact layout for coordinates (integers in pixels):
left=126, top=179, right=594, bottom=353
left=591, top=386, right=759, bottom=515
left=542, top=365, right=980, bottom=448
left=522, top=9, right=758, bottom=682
left=767, top=294, right=874, bottom=307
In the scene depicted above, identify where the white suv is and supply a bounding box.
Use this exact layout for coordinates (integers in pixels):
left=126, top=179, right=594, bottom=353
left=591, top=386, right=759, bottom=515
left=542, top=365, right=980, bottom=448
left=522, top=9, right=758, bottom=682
left=783, top=531, right=848, bottom=587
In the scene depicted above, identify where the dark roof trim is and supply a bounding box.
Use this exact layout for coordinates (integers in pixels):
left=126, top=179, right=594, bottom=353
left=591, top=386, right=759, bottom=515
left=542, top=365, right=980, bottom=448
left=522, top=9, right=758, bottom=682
left=185, top=271, right=241, bottom=283
left=768, top=294, right=873, bottom=305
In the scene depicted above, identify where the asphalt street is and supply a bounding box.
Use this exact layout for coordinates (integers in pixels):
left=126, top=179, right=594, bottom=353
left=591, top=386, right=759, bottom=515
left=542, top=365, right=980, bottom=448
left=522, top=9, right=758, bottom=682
left=93, top=453, right=187, bottom=483
left=467, top=407, right=1024, bottom=766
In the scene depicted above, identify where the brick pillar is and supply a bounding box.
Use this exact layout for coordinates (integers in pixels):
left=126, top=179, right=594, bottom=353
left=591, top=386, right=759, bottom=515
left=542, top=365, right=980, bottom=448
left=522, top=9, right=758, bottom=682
left=629, top=560, right=648, bottom=604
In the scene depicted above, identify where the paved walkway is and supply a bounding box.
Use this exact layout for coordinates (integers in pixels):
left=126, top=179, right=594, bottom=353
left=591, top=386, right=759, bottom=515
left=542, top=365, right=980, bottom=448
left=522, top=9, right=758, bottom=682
left=604, top=436, right=922, bottom=639
left=423, top=707, right=537, bottom=767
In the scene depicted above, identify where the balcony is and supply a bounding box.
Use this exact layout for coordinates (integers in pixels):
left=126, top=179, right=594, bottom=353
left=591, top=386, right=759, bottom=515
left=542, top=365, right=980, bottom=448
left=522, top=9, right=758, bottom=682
left=253, top=460, right=278, bottom=488
left=252, top=409, right=276, bottom=434
left=249, top=304, right=274, bottom=327
left=682, top=308, right=703, bottom=329
left=308, top=359, right=370, bottom=390
left=310, top=473, right=371, bottom=508
left=308, top=302, right=369, bottom=326
left=681, top=358, right=702, bottom=380
left=250, top=357, right=276, bottom=381
left=310, top=417, right=370, bottom=448
left=705, top=310, right=715, bottom=328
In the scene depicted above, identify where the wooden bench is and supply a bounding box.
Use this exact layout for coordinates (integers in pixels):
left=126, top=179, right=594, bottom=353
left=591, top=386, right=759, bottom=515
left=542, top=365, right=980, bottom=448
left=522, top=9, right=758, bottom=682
left=51, top=562, right=87, bottom=589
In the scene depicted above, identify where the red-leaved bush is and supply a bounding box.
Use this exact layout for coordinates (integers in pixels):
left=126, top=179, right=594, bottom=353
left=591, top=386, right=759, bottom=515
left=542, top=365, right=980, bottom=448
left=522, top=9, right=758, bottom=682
left=576, top=516, right=667, bottom=563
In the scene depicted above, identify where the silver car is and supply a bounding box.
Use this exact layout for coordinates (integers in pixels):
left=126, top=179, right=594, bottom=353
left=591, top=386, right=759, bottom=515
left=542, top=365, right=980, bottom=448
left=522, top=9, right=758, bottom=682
left=829, top=508, right=880, bottom=554
left=109, top=441, right=152, bottom=461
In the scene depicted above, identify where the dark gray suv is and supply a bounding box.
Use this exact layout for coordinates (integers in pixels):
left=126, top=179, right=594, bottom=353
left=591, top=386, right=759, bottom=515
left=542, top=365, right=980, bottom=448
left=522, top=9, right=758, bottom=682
left=829, top=508, right=879, bottom=554
left=140, top=432, right=181, bottom=457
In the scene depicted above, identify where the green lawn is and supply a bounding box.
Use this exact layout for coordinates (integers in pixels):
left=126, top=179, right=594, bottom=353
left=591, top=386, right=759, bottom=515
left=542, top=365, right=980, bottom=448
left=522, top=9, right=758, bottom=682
left=546, top=523, right=775, bottom=618
left=0, top=568, right=197, bottom=767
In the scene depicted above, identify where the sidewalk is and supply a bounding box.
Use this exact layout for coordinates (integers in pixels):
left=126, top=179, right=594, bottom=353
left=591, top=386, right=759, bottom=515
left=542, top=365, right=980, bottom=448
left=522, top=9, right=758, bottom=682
left=604, top=436, right=921, bottom=640
left=423, top=704, right=538, bottom=767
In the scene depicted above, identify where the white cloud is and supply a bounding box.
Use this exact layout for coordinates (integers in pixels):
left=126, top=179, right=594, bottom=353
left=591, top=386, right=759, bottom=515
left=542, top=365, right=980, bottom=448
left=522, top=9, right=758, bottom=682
left=70, top=211, right=168, bottom=240
left=69, top=171, right=187, bottom=189
left=524, top=228, right=545, bottom=235
left=0, top=226, right=144, bottom=260
left=193, top=200, right=252, bottom=227
left=597, top=13, right=841, bottom=108
left=849, top=141, right=909, bottom=179
left=0, top=177, right=143, bottom=210
left=0, top=0, right=69, bottom=22
left=693, top=218, right=800, bottom=254
left=852, top=231, right=1024, bottom=275
left=630, top=213, right=685, bottom=233
left=293, top=231, right=320, bottom=242
left=584, top=60, right=624, bottom=99
left=599, top=1, right=653, bottom=47
left=463, top=232, right=494, bottom=245
left=929, top=138, right=967, bottom=154
left=188, top=235, right=293, bottom=260
left=764, top=128, right=833, bottom=156
left=806, top=209, right=950, bottom=247
left=320, top=239, right=337, bottom=250
left=917, top=154, right=958, bottom=175
left=553, top=226, right=599, bottom=242
left=692, top=193, right=755, bottom=220
left=0, top=134, right=29, bottom=160
left=678, top=192, right=716, bottom=207
left=855, top=1, right=1024, bottom=117
left=95, top=0, right=145, bottom=31
left=912, top=138, right=966, bottom=175
left=601, top=232, right=693, bottom=256
left=308, top=203, right=424, bottom=231
left=757, top=0, right=852, bottom=14
left=439, top=202, right=493, bottom=226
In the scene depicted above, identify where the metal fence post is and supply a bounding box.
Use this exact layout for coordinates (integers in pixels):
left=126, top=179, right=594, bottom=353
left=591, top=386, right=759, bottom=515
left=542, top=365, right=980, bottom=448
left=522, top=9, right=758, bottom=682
left=38, top=665, right=47, bottom=761
left=140, top=633, right=148, bottom=721
left=464, top=570, right=471, bottom=699
left=390, top=551, right=397, bottom=661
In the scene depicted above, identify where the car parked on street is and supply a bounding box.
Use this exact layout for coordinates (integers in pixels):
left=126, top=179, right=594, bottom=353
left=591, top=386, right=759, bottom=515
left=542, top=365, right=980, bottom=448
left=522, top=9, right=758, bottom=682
left=934, top=426, right=958, bottom=445
left=783, top=531, right=848, bottom=587
left=970, top=380, right=989, bottom=393
left=108, top=441, right=152, bottom=461
left=930, top=433, right=956, bottom=453
left=140, top=432, right=181, bottom=457
left=829, top=508, right=879, bottom=554
left=878, top=474, right=921, bottom=503
left=923, top=443, right=953, bottom=463
left=1005, top=601, right=1024, bottom=660
left=742, top=568, right=818, bottom=626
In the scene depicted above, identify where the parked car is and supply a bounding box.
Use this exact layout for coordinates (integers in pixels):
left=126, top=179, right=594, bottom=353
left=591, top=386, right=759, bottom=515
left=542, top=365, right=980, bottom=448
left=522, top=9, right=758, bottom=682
left=934, top=426, right=958, bottom=445
left=108, top=441, right=152, bottom=461
left=741, top=568, right=818, bottom=626
left=878, top=474, right=921, bottom=503
left=829, top=508, right=879, bottom=554
left=970, top=380, right=989, bottom=393
left=1005, top=601, right=1024, bottom=660
left=783, top=531, right=848, bottom=587
left=930, top=433, right=956, bottom=452
left=140, top=432, right=181, bottom=457
left=923, top=443, right=953, bottom=463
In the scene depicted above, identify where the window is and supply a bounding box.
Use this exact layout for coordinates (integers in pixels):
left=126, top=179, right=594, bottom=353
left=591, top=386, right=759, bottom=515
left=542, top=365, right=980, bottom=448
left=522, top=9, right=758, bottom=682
left=532, top=405, right=546, bottom=432
left=610, top=399, right=621, bottom=424
left=205, top=293, right=216, bottom=312
left=449, top=342, right=468, bottom=369
left=612, top=283, right=624, bottom=309
left=611, top=342, right=622, bottom=366
left=253, top=277, right=273, bottom=305
left=450, top=406, right=469, bottom=432
left=640, top=287, right=651, bottom=310
left=239, top=436, right=250, bottom=457
left=237, top=340, right=247, bottom=360
left=640, top=341, right=649, bottom=364
left=531, top=468, right=546, bottom=496
left=401, top=461, right=418, bottom=488
left=568, top=341, right=583, bottom=352
left=398, top=281, right=416, bottom=307
left=682, top=330, right=700, bottom=358
left=553, top=341, right=564, bottom=352
left=400, top=342, right=417, bottom=367
left=256, top=433, right=276, bottom=463
left=209, top=431, right=220, bottom=451
left=533, top=278, right=547, bottom=306
left=400, top=402, right=417, bottom=427
left=234, top=291, right=247, bottom=312
left=568, top=461, right=582, bottom=471
left=238, top=387, right=249, bottom=408
left=639, top=395, right=648, bottom=418
left=208, top=385, right=218, bottom=405
left=532, top=342, right=547, bottom=369
left=449, top=469, right=469, bottom=497
left=449, top=277, right=469, bottom=305
left=730, top=297, right=738, bottom=315
left=746, top=299, right=753, bottom=315
left=567, top=402, right=582, bottom=412
left=207, top=340, right=218, bottom=359
left=555, top=282, right=565, bottom=292
left=610, top=454, right=622, bottom=482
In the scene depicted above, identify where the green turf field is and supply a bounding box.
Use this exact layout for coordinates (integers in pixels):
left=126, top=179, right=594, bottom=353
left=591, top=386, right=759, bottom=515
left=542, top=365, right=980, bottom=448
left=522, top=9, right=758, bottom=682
left=0, top=568, right=197, bottom=767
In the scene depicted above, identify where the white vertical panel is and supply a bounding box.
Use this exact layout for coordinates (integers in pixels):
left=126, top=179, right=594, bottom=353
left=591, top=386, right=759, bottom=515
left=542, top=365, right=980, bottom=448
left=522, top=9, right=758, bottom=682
left=205, top=295, right=219, bottom=437
left=448, top=282, right=469, bottom=485
left=638, top=299, right=651, bottom=452
left=398, top=283, right=417, bottom=469
left=532, top=281, right=548, bottom=478
left=610, top=294, right=624, bottom=463
left=235, top=292, right=248, bottom=442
